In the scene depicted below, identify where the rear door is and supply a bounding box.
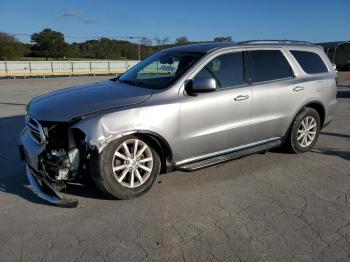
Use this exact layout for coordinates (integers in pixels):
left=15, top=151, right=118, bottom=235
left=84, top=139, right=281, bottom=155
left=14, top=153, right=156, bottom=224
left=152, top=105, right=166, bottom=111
left=246, top=49, right=308, bottom=142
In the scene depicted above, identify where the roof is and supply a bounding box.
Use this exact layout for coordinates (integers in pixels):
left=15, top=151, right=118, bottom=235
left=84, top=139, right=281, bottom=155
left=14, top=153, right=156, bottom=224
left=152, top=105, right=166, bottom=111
left=163, top=40, right=319, bottom=53
left=163, top=42, right=238, bottom=53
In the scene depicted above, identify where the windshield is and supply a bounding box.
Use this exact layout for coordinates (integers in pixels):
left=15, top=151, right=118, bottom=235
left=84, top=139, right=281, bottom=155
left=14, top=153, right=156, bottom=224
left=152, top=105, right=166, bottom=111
left=119, top=50, right=204, bottom=89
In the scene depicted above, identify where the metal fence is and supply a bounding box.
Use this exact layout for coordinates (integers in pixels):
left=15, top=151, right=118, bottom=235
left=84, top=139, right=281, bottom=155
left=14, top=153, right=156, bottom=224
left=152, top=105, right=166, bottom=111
left=0, top=60, right=140, bottom=77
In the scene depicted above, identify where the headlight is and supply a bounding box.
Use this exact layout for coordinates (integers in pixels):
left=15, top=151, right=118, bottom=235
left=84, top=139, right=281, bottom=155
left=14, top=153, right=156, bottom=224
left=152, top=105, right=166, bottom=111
left=25, top=100, right=31, bottom=113
left=25, top=113, right=30, bottom=123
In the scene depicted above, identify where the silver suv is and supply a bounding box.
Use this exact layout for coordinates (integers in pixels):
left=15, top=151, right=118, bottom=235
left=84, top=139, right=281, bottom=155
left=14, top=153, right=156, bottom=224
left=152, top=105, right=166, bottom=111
left=19, top=41, right=337, bottom=207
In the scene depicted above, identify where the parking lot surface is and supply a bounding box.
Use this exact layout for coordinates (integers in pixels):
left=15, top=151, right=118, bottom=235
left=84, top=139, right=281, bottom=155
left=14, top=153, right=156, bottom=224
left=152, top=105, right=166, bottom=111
left=0, top=76, right=349, bottom=262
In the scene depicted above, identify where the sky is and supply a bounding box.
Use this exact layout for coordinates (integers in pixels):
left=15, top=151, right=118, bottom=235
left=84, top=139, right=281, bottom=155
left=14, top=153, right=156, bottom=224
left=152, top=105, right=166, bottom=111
left=1, top=0, right=349, bottom=44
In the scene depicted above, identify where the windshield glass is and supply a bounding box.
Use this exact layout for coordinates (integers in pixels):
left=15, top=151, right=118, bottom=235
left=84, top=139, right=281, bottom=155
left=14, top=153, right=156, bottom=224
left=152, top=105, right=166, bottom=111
left=119, top=50, right=204, bottom=89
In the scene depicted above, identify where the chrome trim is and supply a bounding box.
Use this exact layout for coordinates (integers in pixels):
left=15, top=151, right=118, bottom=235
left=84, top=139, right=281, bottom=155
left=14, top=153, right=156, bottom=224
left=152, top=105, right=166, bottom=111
left=26, top=121, right=39, bottom=132
left=175, top=137, right=280, bottom=166
left=25, top=115, right=46, bottom=144
left=239, top=40, right=313, bottom=45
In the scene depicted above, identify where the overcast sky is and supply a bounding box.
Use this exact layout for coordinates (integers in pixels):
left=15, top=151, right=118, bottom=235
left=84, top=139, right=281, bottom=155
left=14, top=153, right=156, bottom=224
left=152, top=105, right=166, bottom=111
left=1, top=0, right=349, bottom=43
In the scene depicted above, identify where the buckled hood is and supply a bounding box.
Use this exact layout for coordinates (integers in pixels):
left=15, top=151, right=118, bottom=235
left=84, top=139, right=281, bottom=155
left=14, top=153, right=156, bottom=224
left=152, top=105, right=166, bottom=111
left=28, top=80, right=152, bottom=122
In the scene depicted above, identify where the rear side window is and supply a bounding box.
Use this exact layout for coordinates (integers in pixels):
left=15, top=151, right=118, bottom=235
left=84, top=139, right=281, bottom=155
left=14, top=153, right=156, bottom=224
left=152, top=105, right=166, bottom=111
left=290, top=50, right=328, bottom=74
left=248, top=50, right=294, bottom=83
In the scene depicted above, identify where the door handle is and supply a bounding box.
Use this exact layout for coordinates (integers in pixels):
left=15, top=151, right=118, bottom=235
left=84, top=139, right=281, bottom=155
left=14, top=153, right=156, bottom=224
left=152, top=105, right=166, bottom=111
left=234, top=95, right=250, bottom=101
left=293, top=86, right=304, bottom=92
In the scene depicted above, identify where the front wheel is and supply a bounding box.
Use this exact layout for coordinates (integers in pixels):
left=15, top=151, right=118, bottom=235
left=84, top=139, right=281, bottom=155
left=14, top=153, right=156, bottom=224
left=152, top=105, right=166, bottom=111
left=91, top=135, right=161, bottom=199
left=284, top=107, right=321, bottom=153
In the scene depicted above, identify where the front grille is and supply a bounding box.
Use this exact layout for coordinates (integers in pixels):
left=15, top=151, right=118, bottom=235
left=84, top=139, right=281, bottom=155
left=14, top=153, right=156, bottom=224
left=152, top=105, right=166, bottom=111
left=25, top=115, right=46, bottom=144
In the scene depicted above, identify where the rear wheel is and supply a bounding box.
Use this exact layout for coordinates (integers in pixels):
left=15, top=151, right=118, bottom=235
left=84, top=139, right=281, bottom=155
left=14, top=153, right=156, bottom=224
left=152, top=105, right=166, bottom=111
left=91, top=135, right=161, bottom=199
left=284, top=107, right=321, bottom=153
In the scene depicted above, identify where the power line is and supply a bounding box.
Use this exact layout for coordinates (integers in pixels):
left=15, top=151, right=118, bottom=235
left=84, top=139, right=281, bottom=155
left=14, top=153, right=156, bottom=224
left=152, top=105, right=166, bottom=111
left=9, top=33, right=32, bottom=37
left=8, top=32, right=170, bottom=42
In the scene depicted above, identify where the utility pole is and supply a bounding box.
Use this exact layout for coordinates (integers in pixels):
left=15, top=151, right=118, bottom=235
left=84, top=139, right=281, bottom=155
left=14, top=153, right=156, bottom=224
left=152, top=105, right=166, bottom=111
left=129, top=35, right=142, bottom=61
left=138, top=35, right=141, bottom=61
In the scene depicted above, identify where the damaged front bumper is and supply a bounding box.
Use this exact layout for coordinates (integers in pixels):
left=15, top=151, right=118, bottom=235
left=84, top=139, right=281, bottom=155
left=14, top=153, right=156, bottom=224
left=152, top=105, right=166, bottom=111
left=25, top=165, right=78, bottom=208
left=19, top=128, right=78, bottom=208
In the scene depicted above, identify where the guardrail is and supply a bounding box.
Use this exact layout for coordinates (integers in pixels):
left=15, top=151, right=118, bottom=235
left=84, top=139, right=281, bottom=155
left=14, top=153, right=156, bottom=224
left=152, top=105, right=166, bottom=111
left=0, top=60, right=140, bottom=78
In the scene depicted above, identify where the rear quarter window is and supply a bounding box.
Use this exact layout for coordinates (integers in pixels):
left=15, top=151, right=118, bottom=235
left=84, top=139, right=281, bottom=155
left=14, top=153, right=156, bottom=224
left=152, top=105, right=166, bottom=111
left=290, top=50, right=328, bottom=74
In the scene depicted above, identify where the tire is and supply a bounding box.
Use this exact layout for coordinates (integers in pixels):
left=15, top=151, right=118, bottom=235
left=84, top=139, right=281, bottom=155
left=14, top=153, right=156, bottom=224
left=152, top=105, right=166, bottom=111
left=284, top=107, right=321, bottom=154
left=90, top=135, right=161, bottom=199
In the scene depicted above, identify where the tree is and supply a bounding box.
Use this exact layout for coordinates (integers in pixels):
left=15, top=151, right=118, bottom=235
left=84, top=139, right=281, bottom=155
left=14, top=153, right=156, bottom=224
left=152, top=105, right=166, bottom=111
left=31, top=28, right=68, bottom=59
left=155, top=37, right=169, bottom=46
left=74, top=38, right=139, bottom=60
left=0, top=32, right=24, bottom=60
left=214, top=36, right=232, bottom=42
left=140, top=37, right=154, bottom=58
left=175, top=36, right=189, bottom=45
left=141, top=37, right=152, bottom=47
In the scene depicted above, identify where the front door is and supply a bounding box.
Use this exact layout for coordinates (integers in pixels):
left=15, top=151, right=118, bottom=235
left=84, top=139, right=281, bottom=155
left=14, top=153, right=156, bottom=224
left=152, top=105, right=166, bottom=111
left=177, top=51, right=252, bottom=161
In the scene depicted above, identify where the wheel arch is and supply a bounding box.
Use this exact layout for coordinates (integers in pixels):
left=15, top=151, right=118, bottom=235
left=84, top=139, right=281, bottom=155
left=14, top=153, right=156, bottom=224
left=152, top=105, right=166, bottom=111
left=102, top=130, right=174, bottom=174
left=303, top=102, right=325, bottom=127
left=285, top=100, right=326, bottom=140
left=136, top=131, right=174, bottom=174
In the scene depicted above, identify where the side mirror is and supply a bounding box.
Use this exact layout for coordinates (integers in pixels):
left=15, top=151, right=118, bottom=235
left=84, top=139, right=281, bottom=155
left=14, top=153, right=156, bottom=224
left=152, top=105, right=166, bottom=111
left=189, top=77, right=217, bottom=93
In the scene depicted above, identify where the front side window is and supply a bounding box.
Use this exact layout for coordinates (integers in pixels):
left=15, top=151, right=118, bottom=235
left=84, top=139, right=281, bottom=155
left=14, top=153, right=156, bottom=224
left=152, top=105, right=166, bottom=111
left=249, top=50, right=294, bottom=83
left=119, top=51, right=204, bottom=89
left=290, top=50, right=328, bottom=74
left=194, top=52, right=244, bottom=88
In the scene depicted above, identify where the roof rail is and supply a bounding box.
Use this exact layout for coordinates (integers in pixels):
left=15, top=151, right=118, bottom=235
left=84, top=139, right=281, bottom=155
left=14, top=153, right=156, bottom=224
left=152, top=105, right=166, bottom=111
left=239, top=40, right=313, bottom=45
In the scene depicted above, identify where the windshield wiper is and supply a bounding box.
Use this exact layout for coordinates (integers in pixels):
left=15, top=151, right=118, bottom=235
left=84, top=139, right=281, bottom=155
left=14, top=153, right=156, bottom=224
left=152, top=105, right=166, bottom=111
left=119, top=79, right=144, bottom=87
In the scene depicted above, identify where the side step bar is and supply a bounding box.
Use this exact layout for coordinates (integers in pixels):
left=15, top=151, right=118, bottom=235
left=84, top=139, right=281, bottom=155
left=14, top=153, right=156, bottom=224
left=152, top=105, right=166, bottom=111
left=176, top=139, right=281, bottom=172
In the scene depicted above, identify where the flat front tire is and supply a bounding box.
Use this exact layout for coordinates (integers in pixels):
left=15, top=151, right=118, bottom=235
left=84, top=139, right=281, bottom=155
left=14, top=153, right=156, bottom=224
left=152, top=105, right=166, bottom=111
left=90, top=135, right=161, bottom=199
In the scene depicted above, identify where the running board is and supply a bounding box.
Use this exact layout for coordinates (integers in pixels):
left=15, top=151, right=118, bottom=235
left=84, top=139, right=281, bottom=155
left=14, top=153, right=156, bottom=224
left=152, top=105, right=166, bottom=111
left=176, top=139, right=281, bottom=172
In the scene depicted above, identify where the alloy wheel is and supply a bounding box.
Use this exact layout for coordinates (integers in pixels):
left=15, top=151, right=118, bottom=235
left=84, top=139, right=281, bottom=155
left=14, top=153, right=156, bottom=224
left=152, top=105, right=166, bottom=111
left=297, top=116, right=317, bottom=148
left=112, top=139, right=153, bottom=188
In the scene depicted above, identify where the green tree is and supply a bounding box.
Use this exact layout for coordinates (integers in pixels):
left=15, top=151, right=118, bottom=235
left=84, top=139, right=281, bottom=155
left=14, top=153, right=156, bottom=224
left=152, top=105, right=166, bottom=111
left=155, top=37, right=170, bottom=46
left=175, top=36, right=189, bottom=45
left=140, top=37, right=154, bottom=58
left=141, top=37, right=152, bottom=47
left=31, top=28, right=68, bottom=59
left=214, top=36, right=232, bottom=42
left=0, top=32, right=24, bottom=60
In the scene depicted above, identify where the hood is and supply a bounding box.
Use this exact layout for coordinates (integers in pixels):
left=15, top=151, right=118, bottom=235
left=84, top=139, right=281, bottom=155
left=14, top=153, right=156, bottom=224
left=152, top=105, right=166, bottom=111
left=28, top=80, right=152, bottom=122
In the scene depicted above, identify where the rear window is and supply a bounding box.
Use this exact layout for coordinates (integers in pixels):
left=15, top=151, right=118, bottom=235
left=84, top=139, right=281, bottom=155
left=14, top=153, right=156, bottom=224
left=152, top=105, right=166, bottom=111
left=290, top=50, right=328, bottom=74
left=249, top=50, right=294, bottom=83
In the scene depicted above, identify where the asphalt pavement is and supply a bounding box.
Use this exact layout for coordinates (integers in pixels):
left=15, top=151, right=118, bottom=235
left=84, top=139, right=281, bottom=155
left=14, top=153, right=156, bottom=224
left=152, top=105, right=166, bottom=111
left=0, top=75, right=349, bottom=262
